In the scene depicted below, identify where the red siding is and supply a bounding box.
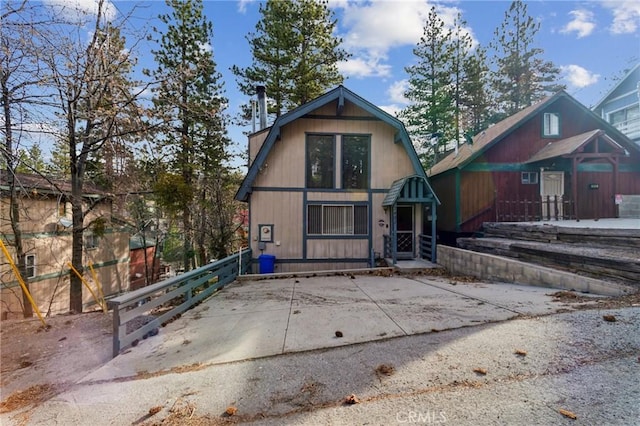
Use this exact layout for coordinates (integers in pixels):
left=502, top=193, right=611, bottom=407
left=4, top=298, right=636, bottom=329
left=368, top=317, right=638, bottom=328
left=433, top=94, right=640, bottom=237
left=129, top=247, right=160, bottom=291
left=576, top=171, right=616, bottom=219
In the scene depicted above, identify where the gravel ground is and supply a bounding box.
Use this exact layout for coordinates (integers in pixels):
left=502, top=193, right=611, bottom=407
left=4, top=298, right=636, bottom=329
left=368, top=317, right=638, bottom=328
left=9, top=306, right=639, bottom=426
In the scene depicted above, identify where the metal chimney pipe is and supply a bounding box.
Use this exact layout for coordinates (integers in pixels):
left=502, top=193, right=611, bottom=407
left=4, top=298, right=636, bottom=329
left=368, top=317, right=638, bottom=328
left=256, top=85, right=267, bottom=130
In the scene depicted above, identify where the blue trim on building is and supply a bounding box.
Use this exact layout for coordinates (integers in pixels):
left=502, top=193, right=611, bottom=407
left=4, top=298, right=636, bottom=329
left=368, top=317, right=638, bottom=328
left=235, top=85, right=427, bottom=202
left=252, top=257, right=370, bottom=264
left=368, top=190, right=373, bottom=265
left=306, top=235, right=369, bottom=240
left=302, top=191, right=308, bottom=260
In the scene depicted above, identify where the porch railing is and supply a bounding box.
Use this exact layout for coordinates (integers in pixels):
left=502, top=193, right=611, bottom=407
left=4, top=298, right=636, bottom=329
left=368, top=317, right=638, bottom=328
left=418, top=234, right=435, bottom=262
left=612, top=116, right=640, bottom=140
left=107, top=248, right=252, bottom=357
left=495, top=196, right=575, bottom=222
left=383, top=234, right=392, bottom=259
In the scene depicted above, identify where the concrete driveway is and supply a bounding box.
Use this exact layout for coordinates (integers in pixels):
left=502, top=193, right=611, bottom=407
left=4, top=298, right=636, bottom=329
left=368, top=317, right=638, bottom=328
left=85, top=273, right=583, bottom=383
left=8, top=273, right=639, bottom=426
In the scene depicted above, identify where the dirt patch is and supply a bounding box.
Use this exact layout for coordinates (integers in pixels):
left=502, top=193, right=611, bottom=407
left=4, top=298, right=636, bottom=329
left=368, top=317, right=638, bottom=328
left=0, top=311, right=112, bottom=409
left=549, top=290, right=640, bottom=309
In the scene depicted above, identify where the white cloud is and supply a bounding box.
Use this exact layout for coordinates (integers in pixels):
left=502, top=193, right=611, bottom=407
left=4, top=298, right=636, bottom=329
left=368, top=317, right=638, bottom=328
left=387, top=80, right=410, bottom=105
left=237, top=0, right=252, bottom=14
left=378, top=104, right=402, bottom=117
left=561, top=9, right=596, bottom=38
left=43, top=0, right=117, bottom=22
left=337, top=57, right=392, bottom=78
left=561, top=65, right=600, bottom=88
left=333, top=1, right=469, bottom=81
left=602, top=0, right=640, bottom=34
left=339, top=1, right=431, bottom=55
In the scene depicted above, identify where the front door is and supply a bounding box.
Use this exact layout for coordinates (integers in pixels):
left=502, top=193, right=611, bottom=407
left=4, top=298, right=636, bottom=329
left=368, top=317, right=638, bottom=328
left=541, top=171, right=564, bottom=219
left=396, top=205, right=414, bottom=259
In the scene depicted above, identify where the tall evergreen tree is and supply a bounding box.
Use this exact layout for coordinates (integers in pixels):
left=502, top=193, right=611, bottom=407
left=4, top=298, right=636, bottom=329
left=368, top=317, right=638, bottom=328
left=401, top=6, right=455, bottom=167
left=461, top=45, right=492, bottom=135
left=490, top=0, right=565, bottom=117
left=15, top=145, right=49, bottom=174
left=232, top=0, right=349, bottom=120
left=146, top=0, right=230, bottom=271
left=449, top=12, right=474, bottom=146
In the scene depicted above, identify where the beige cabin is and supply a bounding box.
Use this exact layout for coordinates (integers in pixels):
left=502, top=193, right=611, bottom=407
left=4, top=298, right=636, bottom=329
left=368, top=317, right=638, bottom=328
left=1, top=172, right=129, bottom=319
left=236, top=86, right=439, bottom=273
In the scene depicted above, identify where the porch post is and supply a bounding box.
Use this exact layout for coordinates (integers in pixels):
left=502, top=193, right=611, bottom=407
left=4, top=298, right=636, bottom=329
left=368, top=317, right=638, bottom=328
left=431, top=200, right=437, bottom=263
left=572, top=157, right=579, bottom=220
left=612, top=156, right=619, bottom=217
left=392, top=204, right=397, bottom=265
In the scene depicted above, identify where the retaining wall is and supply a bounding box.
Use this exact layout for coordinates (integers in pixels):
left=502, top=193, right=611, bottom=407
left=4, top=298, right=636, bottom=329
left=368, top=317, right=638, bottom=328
left=437, top=245, right=635, bottom=297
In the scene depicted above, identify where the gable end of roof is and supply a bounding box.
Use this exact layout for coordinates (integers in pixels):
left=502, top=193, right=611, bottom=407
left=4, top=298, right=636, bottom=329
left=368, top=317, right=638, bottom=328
left=235, top=86, right=426, bottom=201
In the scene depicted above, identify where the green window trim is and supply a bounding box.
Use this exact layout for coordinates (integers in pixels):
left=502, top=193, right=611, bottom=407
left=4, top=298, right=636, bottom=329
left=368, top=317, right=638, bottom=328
left=306, top=133, right=371, bottom=190
left=306, top=134, right=335, bottom=189
left=521, top=171, right=539, bottom=184
left=341, top=134, right=371, bottom=190
left=542, top=112, right=561, bottom=138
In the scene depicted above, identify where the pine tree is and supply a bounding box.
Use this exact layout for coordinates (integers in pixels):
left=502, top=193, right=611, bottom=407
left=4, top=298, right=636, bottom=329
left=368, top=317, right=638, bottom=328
left=232, top=0, right=349, bottom=121
left=15, top=145, right=49, bottom=174
left=461, top=45, right=492, bottom=135
left=490, top=0, right=565, bottom=116
left=401, top=6, right=455, bottom=167
left=449, top=12, right=474, bottom=146
left=146, top=0, right=230, bottom=271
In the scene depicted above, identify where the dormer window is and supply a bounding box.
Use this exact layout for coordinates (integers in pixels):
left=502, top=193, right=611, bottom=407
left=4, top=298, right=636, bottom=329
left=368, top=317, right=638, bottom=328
left=543, top=113, right=560, bottom=137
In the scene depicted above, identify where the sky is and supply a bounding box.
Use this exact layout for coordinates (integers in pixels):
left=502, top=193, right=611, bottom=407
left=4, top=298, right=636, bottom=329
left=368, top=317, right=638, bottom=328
left=37, top=0, right=640, bottom=164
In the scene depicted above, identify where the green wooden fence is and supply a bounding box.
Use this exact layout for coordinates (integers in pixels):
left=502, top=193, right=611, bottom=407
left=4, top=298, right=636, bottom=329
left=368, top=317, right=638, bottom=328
left=108, top=248, right=252, bottom=357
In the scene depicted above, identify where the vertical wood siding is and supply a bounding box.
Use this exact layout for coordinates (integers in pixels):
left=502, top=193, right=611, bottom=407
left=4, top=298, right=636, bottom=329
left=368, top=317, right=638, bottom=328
left=248, top=98, right=419, bottom=270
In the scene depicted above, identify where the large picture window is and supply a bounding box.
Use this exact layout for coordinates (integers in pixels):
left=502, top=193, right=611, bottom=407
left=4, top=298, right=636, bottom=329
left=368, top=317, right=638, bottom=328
left=307, top=205, right=368, bottom=235
left=342, top=135, right=370, bottom=189
left=306, top=134, right=335, bottom=188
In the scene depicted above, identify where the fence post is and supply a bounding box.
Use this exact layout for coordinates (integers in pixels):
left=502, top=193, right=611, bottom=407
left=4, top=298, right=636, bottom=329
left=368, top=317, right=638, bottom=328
left=112, top=305, right=121, bottom=357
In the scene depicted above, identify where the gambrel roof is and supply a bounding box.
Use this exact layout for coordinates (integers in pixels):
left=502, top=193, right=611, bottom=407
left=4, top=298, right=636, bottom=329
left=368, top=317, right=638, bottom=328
left=428, top=90, right=638, bottom=177
left=235, top=85, right=427, bottom=202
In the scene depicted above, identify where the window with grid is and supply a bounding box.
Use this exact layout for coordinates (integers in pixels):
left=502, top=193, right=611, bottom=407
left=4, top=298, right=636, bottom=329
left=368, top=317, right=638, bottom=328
left=25, top=254, right=36, bottom=279
left=521, top=172, right=538, bottom=184
left=543, top=113, right=560, bottom=137
left=85, top=234, right=99, bottom=250
left=307, top=205, right=368, bottom=235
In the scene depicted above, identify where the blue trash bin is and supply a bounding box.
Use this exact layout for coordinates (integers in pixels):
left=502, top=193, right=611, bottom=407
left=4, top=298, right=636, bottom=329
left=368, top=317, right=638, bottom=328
left=259, top=254, right=276, bottom=274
